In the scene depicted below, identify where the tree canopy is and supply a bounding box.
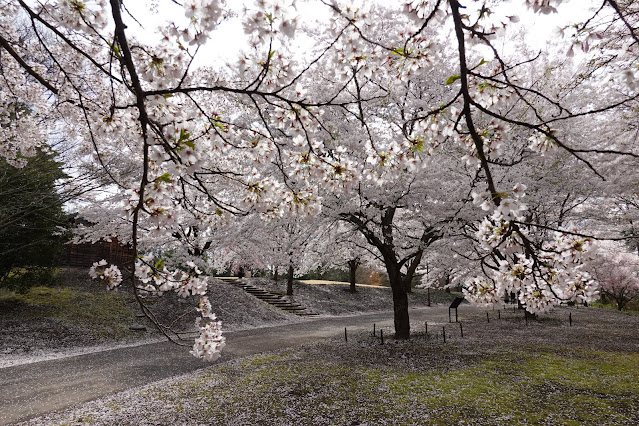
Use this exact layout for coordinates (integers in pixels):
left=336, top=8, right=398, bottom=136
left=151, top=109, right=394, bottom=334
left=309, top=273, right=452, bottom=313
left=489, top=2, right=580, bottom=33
left=1, top=0, right=638, bottom=360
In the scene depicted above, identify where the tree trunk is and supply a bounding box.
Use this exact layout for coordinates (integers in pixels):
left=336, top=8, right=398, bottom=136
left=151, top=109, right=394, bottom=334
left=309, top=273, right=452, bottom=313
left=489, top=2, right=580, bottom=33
left=273, top=266, right=279, bottom=282
left=387, top=265, right=410, bottom=339
left=287, top=263, right=294, bottom=296
left=348, top=259, right=358, bottom=293
left=427, top=287, right=431, bottom=307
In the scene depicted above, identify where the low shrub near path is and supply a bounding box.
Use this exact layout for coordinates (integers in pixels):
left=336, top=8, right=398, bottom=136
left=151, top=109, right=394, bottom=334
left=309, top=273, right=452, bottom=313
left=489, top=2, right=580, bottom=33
left=23, top=306, right=639, bottom=425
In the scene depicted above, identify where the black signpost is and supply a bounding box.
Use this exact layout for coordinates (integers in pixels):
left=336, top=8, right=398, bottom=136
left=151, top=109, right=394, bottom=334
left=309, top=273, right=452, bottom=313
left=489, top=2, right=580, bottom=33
left=449, top=297, right=464, bottom=323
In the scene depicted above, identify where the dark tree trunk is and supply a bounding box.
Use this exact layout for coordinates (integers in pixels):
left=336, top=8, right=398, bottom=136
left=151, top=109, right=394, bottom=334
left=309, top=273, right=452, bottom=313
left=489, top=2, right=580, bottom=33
left=348, top=259, right=359, bottom=293
left=273, top=267, right=279, bottom=282
left=341, top=207, right=438, bottom=341
left=387, top=264, right=410, bottom=339
left=287, top=263, right=294, bottom=296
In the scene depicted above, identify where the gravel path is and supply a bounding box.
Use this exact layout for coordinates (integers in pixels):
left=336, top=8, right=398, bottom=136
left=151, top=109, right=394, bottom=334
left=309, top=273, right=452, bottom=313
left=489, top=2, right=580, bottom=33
left=0, top=305, right=462, bottom=425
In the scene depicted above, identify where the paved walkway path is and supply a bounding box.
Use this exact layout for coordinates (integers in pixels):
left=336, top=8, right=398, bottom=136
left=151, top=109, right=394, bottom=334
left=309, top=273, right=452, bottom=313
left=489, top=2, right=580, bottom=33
left=0, top=305, right=466, bottom=425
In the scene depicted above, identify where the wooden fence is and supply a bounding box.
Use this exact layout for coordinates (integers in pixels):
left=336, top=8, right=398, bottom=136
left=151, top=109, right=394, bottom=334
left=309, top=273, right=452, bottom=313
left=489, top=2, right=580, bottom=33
left=66, top=238, right=136, bottom=268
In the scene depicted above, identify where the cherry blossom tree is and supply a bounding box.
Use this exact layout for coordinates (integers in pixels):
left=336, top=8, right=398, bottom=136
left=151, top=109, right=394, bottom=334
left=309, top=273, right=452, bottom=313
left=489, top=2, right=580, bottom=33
left=308, top=221, right=379, bottom=293
left=213, top=214, right=327, bottom=294
left=2, top=0, right=639, bottom=358
left=592, top=250, right=639, bottom=310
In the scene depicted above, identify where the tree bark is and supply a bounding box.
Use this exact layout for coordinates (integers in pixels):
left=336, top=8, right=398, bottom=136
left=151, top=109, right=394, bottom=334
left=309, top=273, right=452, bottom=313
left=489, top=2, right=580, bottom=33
left=348, top=259, right=359, bottom=293
left=387, top=264, right=410, bottom=339
left=287, top=263, right=294, bottom=296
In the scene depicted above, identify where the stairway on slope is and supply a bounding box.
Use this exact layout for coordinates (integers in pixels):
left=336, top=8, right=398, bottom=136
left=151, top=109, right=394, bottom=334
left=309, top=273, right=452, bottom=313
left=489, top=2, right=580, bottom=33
left=232, top=280, right=319, bottom=317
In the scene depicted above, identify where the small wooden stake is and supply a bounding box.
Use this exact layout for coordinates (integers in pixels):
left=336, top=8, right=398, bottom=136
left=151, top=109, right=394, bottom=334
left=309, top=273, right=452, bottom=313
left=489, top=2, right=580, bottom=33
left=425, top=322, right=428, bottom=336
left=498, top=311, right=501, bottom=320
left=525, top=311, right=528, bottom=326
left=344, top=327, right=347, bottom=342
left=569, top=312, right=572, bottom=327
left=486, top=312, right=490, bottom=323
left=380, top=329, right=384, bottom=345
left=373, top=323, right=376, bottom=336
left=442, top=327, right=446, bottom=343
left=460, top=322, right=463, bottom=338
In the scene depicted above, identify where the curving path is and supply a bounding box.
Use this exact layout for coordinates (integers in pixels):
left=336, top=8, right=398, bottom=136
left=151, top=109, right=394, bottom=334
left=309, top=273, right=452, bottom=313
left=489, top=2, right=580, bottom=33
left=0, top=305, right=467, bottom=425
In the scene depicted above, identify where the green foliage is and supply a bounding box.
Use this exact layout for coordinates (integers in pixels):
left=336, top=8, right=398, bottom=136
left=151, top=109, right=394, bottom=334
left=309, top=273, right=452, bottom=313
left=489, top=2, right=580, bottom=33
left=297, top=267, right=350, bottom=282
left=445, top=74, right=461, bottom=85
left=0, top=267, right=62, bottom=294
left=0, top=285, right=134, bottom=337
left=0, top=149, right=69, bottom=289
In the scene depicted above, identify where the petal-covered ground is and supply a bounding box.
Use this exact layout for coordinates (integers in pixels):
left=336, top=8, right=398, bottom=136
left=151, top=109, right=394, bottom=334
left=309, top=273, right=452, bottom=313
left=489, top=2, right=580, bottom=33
left=0, top=269, right=450, bottom=367
left=17, top=306, right=639, bottom=425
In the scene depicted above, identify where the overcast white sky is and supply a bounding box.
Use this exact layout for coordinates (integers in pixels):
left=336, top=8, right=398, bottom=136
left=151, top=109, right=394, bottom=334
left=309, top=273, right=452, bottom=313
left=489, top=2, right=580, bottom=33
left=120, top=0, right=602, bottom=68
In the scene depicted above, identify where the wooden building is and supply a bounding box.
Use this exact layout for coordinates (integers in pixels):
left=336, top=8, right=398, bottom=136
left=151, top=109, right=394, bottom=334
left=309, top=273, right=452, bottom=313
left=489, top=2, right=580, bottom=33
left=66, top=238, right=136, bottom=268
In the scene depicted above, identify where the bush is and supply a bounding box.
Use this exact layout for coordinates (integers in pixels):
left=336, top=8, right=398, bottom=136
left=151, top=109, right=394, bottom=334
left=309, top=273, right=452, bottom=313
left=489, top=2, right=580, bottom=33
left=0, top=267, right=62, bottom=294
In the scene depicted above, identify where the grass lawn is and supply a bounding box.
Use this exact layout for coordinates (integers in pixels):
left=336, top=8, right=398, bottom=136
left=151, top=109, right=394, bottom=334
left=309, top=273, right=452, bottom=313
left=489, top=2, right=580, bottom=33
left=0, top=284, right=138, bottom=351
left=27, top=306, right=639, bottom=425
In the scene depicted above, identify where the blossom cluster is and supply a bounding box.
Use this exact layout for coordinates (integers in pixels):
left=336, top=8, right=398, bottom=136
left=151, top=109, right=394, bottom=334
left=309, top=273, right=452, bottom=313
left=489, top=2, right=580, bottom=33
left=464, top=183, right=599, bottom=313
left=91, top=256, right=225, bottom=362
left=89, top=260, right=123, bottom=290
left=191, top=295, right=226, bottom=362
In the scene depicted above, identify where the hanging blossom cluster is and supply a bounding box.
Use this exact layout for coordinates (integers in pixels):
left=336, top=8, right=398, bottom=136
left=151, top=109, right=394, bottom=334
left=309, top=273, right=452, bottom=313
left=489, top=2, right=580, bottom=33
left=47, top=0, right=109, bottom=33
left=464, top=184, right=599, bottom=314
left=89, top=256, right=225, bottom=362
left=524, top=0, right=564, bottom=15
left=191, top=296, right=226, bottom=362
left=134, top=256, right=209, bottom=297
left=89, top=260, right=123, bottom=290
left=136, top=0, right=228, bottom=89
left=528, top=128, right=558, bottom=155
left=136, top=257, right=226, bottom=362
left=179, top=0, right=228, bottom=46
left=134, top=257, right=226, bottom=361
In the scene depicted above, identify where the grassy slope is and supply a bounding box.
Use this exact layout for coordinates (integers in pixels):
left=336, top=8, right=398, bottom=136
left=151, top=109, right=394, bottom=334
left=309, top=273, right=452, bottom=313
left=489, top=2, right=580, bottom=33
left=24, top=307, right=639, bottom=425
left=0, top=285, right=138, bottom=354
left=3, top=270, right=448, bottom=356
left=249, top=277, right=456, bottom=315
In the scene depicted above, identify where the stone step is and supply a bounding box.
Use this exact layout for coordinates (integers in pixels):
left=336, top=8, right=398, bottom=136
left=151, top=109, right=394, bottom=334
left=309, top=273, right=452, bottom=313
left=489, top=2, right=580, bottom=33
left=240, top=284, right=314, bottom=316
